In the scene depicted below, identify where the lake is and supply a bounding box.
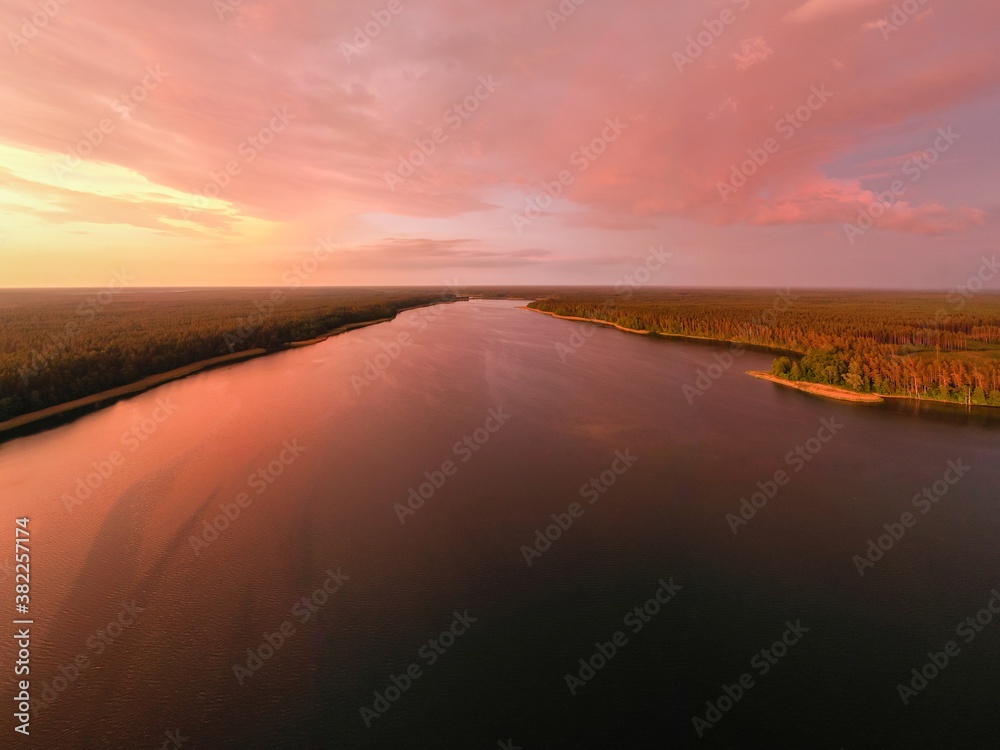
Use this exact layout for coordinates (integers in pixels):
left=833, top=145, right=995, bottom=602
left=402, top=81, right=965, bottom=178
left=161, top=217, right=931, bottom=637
left=1, top=299, right=998, bottom=748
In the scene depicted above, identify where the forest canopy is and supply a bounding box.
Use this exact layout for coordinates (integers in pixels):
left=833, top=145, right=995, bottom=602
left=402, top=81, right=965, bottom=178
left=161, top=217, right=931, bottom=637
left=5, top=287, right=1000, bottom=426
left=529, top=290, right=1000, bottom=407
left=0, top=287, right=456, bottom=423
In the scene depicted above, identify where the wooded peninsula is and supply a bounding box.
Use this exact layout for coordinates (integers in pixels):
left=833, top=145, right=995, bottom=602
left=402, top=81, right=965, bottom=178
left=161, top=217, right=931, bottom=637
left=528, top=290, right=1000, bottom=408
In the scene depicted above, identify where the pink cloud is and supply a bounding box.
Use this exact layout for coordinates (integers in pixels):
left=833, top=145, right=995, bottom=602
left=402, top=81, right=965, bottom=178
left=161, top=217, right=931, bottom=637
left=783, top=0, right=884, bottom=24
left=733, top=37, right=774, bottom=71
left=0, top=0, right=997, bottom=285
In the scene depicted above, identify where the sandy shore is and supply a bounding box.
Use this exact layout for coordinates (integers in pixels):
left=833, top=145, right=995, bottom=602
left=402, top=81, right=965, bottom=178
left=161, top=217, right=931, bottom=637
left=287, top=317, right=392, bottom=347
left=523, top=307, right=653, bottom=335
left=747, top=371, right=885, bottom=403
left=526, top=306, right=1000, bottom=411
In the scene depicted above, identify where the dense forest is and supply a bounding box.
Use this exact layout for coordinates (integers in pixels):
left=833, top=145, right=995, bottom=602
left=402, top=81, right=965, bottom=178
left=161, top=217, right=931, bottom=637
left=0, top=288, right=456, bottom=423
left=5, top=287, right=1000, bottom=426
left=529, top=290, right=1000, bottom=407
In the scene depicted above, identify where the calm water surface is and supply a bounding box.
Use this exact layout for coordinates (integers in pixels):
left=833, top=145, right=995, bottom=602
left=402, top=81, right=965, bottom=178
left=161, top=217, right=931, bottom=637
left=1, top=299, right=998, bottom=748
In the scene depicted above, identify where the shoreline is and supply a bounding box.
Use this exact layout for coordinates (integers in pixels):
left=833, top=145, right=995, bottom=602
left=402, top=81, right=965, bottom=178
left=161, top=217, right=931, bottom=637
left=522, top=306, right=799, bottom=354
left=747, top=371, right=885, bottom=403
left=525, top=306, right=998, bottom=412
left=749, top=371, right=1000, bottom=410
left=287, top=317, right=393, bottom=347
left=522, top=307, right=654, bottom=336
left=0, top=301, right=463, bottom=440
left=6, top=299, right=996, bottom=439
left=523, top=306, right=735, bottom=344
left=0, top=349, right=268, bottom=436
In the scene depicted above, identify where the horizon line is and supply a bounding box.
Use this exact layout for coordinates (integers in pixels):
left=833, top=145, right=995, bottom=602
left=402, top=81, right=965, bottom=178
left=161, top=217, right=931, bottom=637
left=1, top=285, right=998, bottom=293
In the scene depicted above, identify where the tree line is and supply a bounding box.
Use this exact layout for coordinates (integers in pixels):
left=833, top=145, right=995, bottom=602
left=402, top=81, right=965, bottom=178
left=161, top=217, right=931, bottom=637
left=529, top=290, right=1000, bottom=407
left=0, top=288, right=454, bottom=422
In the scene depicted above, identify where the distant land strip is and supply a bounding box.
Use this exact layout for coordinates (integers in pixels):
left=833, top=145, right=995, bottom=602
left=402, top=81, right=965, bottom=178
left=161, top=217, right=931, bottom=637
left=0, top=307, right=438, bottom=439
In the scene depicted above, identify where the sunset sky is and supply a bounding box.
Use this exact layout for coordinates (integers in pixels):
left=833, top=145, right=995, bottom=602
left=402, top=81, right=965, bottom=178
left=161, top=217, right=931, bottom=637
left=1, top=0, right=998, bottom=288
